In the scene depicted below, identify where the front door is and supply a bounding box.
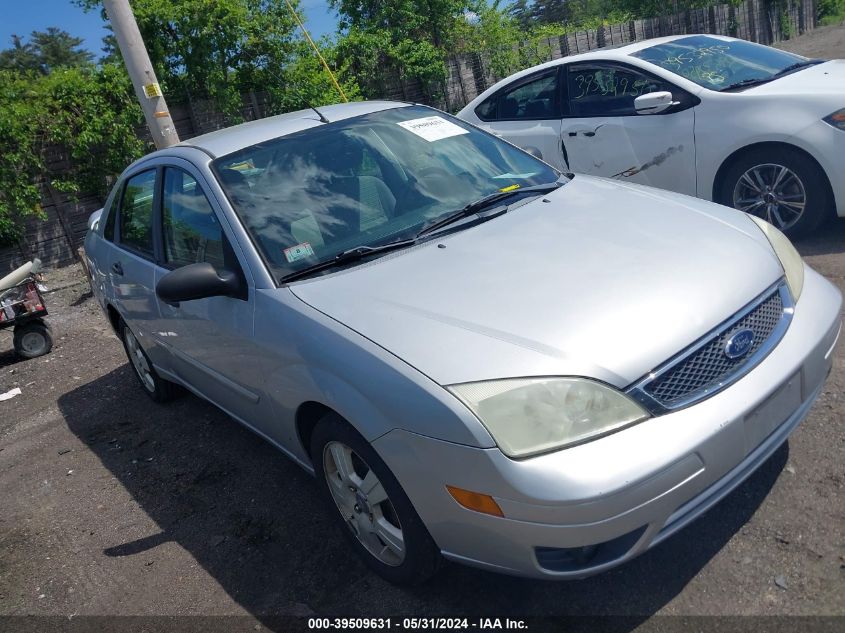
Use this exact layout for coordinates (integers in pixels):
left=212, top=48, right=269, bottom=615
left=148, top=163, right=269, bottom=428
left=561, top=62, right=698, bottom=196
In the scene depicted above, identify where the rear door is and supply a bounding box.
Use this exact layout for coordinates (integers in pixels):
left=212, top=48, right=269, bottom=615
left=471, top=67, right=567, bottom=171
left=107, top=168, right=169, bottom=368
left=561, top=61, right=698, bottom=195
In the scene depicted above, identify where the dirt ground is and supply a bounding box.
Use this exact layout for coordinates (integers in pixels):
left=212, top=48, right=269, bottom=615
left=1, top=26, right=844, bottom=633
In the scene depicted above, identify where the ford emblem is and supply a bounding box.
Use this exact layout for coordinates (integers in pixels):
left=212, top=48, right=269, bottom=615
left=724, top=328, right=755, bottom=360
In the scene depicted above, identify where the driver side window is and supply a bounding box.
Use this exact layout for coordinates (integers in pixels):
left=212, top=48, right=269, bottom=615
left=567, top=65, right=671, bottom=117
left=161, top=168, right=226, bottom=270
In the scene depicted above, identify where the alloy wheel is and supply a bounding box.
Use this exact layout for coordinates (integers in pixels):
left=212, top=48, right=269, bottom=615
left=323, top=440, right=406, bottom=566
left=732, top=163, right=806, bottom=231
left=124, top=328, right=155, bottom=393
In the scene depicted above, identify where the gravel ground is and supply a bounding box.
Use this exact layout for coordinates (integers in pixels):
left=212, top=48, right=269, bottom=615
left=1, top=26, right=844, bottom=633
left=775, top=22, right=845, bottom=57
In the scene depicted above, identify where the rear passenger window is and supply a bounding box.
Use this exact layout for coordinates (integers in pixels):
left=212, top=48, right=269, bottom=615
left=161, top=168, right=225, bottom=270
left=476, top=70, right=560, bottom=121
left=118, top=170, right=156, bottom=256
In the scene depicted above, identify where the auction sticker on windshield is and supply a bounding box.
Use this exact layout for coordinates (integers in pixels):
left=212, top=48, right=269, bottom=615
left=284, top=242, right=315, bottom=263
left=397, top=116, right=469, bottom=142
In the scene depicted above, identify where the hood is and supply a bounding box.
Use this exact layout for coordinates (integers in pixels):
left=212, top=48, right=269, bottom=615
left=746, top=60, right=845, bottom=97
left=290, top=176, right=783, bottom=388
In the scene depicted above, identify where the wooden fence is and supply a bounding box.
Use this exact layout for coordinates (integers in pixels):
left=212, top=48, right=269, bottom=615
left=0, top=0, right=818, bottom=272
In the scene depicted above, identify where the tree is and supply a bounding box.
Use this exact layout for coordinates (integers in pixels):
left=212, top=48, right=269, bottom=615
left=333, top=0, right=476, bottom=48
left=0, top=64, right=146, bottom=244
left=75, top=0, right=343, bottom=118
left=0, top=28, right=94, bottom=75
left=332, top=0, right=480, bottom=99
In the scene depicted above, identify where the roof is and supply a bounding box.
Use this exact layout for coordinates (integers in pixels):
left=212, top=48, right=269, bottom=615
left=459, top=33, right=740, bottom=112
left=176, top=100, right=409, bottom=158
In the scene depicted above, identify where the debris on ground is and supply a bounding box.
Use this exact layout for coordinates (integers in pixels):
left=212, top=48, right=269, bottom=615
left=0, top=387, right=21, bottom=401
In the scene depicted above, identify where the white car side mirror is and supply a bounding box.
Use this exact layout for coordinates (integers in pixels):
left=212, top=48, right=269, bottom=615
left=634, top=91, right=678, bottom=115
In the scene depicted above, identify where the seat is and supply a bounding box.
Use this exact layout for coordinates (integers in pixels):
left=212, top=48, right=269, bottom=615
left=500, top=96, right=519, bottom=118
left=218, top=168, right=253, bottom=210
left=525, top=99, right=552, bottom=118
left=331, top=175, right=395, bottom=231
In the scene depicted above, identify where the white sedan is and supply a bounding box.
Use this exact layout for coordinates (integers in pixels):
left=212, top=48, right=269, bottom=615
left=458, top=34, right=845, bottom=237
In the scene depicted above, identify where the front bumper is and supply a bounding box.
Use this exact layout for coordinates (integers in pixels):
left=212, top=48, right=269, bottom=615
left=374, top=266, right=842, bottom=579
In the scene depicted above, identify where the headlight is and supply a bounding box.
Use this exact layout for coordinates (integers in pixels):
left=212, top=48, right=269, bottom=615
left=448, top=378, right=649, bottom=458
left=823, top=108, right=845, bottom=131
left=748, top=215, right=804, bottom=300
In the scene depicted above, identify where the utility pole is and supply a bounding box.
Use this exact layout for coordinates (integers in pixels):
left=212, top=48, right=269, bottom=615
left=102, top=0, right=179, bottom=149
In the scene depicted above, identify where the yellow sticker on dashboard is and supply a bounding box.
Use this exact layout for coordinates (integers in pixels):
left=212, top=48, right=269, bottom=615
left=498, top=184, right=520, bottom=192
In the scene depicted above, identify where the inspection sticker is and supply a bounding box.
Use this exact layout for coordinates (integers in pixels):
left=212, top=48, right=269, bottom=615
left=397, top=116, right=469, bottom=142
left=283, top=242, right=315, bottom=263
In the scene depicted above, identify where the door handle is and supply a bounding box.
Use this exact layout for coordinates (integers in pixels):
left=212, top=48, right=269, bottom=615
left=568, top=129, right=596, bottom=137
left=581, top=131, right=596, bottom=137
left=111, top=261, right=124, bottom=276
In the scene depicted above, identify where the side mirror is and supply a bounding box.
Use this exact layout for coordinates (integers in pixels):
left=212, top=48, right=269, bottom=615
left=156, top=262, right=244, bottom=305
left=88, top=208, right=103, bottom=232
left=523, top=146, right=543, bottom=160
left=634, top=91, right=678, bottom=115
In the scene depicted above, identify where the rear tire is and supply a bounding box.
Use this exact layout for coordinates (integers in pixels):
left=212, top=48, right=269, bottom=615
left=717, top=146, right=831, bottom=239
left=120, top=319, right=180, bottom=403
left=311, top=413, right=442, bottom=585
left=13, top=321, right=53, bottom=359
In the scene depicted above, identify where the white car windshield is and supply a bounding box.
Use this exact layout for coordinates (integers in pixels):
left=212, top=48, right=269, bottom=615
left=632, top=35, right=815, bottom=91
left=213, top=105, right=560, bottom=281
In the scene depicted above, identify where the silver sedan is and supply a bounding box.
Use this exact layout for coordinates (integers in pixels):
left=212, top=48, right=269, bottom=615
left=84, top=101, right=842, bottom=583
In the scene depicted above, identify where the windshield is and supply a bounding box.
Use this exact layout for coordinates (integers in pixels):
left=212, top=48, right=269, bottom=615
left=212, top=105, right=560, bottom=282
left=631, top=35, right=808, bottom=91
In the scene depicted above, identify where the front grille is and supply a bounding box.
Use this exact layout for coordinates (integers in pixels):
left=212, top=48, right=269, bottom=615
left=632, top=283, right=791, bottom=411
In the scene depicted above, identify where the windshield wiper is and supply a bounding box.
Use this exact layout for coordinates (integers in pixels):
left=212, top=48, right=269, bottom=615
left=415, top=181, right=563, bottom=239
left=719, top=77, right=774, bottom=92
left=280, top=238, right=417, bottom=283
left=720, top=59, right=824, bottom=92
left=772, top=59, right=824, bottom=77
left=281, top=181, right=564, bottom=283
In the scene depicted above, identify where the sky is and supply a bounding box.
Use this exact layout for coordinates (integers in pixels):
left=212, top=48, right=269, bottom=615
left=0, top=0, right=340, bottom=58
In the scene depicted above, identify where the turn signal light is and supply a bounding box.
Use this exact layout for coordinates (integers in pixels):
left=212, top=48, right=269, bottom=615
left=823, top=108, right=845, bottom=131
left=446, top=485, right=505, bottom=517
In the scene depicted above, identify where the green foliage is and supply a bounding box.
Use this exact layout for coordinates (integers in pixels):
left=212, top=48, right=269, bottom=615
left=76, top=0, right=310, bottom=120
left=818, top=0, right=845, bottom=24
left=266, top=39, right=361, bottom=113
left=331, top=0, right=479, bottom=98
left=0, top=65, right=147, bottom=245
left=0, top=28, right=94, bottom=75
left=453, top=3, right=555, bottom=78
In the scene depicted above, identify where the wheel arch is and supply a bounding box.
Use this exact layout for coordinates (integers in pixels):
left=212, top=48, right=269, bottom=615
left=295, top=400, right=336, bottom=463
left=105, top=303, right=122, bottom=335
left=712, top=141, right=833, bottom=204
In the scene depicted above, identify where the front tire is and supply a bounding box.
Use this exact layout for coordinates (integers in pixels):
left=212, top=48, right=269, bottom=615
left=311, top=413, right=442, bottom=584
left=718, top=147, right=831, bottom=238
left=120, top=320, right=180, bottom=403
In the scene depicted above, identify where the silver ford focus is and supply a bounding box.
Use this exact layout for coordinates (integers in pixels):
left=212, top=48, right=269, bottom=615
left=84, top=101, right=842, bottom=584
